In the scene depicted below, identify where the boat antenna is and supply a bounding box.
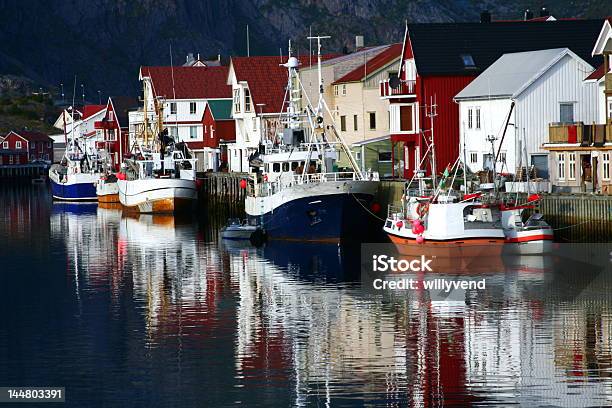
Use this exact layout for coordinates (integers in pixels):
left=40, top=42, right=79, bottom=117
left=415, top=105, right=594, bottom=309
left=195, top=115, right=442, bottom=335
left=246, top=24, right=250, bottom=57
left=170, top=43, right=177, bottom=143
left=70, top=75, right=77, bottom=154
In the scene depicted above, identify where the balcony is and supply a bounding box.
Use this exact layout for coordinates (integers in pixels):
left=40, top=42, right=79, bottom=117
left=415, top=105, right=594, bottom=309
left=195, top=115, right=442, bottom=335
left=94, top=119, right=114, bottom=130
left=380, top=79, right=416, bottom=98
left=548, top=122, right=608, bottom=146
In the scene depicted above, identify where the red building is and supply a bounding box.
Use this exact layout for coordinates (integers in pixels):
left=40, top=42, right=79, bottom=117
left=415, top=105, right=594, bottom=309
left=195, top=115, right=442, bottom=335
left=382, top=18, right=605, bottom=179
left=0, top=130, right=53, bottom=165
left=94, top=96, right=138, bottom=171
left=198, top=100, right=235, bottom=170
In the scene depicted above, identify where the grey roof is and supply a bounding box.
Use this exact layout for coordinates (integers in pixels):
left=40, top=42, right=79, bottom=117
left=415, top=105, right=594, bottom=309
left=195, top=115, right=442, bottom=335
left=455, top=48, right=588, bottom=100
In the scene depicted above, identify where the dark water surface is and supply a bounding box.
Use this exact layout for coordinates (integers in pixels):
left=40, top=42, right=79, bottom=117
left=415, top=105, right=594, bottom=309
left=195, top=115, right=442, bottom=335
left=1, top=184, right=612, bottom=407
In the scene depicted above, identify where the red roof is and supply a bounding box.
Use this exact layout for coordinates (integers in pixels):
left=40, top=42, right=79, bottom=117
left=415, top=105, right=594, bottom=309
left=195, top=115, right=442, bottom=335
left=231, top=54, right=339, bottom=114
left=333, top=43, right=403, bottom=84
left=81, top=104, right=105, bottom=119
left=585, top=63, right=606, bottom=81
left=12, top=130, right=52, bottom=142
left=141, top=66, right=231, bottom=99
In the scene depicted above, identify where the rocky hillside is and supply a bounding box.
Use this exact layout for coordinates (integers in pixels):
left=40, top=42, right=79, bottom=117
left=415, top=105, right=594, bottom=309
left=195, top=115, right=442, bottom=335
left=0, top=0, right=608, bottom=99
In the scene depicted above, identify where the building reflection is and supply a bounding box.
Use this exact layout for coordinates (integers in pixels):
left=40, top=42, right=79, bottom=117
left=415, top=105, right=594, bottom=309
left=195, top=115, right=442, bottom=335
left=230, top=243, right=612, bottom=406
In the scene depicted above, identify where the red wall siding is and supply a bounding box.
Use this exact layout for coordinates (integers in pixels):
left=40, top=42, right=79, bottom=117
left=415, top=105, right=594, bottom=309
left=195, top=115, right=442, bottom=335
left=418, top=75, right=476, bottom=174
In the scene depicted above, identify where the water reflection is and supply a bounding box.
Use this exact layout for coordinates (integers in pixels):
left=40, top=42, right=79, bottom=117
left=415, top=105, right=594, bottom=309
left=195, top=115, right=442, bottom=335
left=1, top=185, right=612, bottom=407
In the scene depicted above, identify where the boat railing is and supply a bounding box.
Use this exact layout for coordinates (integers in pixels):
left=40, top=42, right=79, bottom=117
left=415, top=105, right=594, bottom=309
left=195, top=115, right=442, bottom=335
left=387, top=204, right=405, bottom=219
left=294, top=171, right=357, bottom=184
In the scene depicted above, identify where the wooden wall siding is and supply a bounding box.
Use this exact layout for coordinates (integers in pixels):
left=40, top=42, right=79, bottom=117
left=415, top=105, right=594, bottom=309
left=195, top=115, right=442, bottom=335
left=365, top=64, right=400, bottom=89
left=515, top=55, right=598, bottom=156
left=539, top=194, right=612, bottom=242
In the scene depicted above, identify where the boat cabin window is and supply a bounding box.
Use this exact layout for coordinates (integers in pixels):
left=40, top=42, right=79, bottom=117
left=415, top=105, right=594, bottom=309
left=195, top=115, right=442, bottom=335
left=273, top=163, right=280, bottom=172
left=291, top=162, right=299, bottom=171
left=282, top=162, right=289, bottom=172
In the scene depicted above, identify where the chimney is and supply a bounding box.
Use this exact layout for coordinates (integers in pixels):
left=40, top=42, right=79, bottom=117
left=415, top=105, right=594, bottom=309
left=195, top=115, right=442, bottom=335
left=186, top=52, right=194, bottom=63
left=524, top=9, right=534, bottom=20
left=355, top=35, right=364, bottom=50
left=480, top=10, right=491, bottom=23
left=540, top=7, right=549, bottom=17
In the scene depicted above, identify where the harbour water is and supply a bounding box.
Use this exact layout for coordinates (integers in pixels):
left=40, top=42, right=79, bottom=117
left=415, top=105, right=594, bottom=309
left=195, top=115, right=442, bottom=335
left=1, top=184, right=612, bottom=407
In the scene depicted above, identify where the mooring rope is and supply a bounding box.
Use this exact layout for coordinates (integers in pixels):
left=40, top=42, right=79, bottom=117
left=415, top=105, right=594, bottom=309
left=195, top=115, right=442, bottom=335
left=350, top=191, right=387, bottom=222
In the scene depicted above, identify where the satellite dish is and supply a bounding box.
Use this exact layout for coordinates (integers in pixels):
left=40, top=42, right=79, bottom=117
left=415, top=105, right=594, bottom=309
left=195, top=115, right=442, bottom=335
left=389, top=76, right=401, bottom=89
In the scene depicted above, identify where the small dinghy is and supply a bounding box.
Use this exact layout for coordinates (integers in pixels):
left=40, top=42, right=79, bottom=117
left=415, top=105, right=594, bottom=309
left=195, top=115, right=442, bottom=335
left=221, top=218, right=258, bottom=240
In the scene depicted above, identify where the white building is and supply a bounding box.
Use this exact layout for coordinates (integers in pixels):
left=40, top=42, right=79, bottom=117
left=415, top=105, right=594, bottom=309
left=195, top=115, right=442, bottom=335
left=52, top=104, right=106, bottom=159
left=129, top=65, right=232, bottom=171
left=455, top=48, right=598, bottom=179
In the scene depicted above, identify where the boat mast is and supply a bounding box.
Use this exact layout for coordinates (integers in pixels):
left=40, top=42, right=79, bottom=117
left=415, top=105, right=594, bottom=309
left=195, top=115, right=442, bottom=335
left=305, top=35, right=364, bottom=180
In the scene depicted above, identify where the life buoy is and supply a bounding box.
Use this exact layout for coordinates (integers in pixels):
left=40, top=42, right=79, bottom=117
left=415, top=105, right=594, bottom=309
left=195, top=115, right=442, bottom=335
left=416, top=202, right=430, bottom=218
left=263, top=174, right=269, bottom=182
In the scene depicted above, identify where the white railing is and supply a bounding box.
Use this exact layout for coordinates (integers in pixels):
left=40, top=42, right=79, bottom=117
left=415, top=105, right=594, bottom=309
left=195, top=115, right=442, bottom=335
left=379, top=79, right=416, bottom=98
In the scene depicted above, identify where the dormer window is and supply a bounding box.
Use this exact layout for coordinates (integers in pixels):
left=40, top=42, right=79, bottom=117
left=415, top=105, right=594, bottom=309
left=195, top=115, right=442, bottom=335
left=460, top=54, right=476, bottom=69
left=233, top=89, right=241, bottom=113
left=244, top=88, right=252, bottom=112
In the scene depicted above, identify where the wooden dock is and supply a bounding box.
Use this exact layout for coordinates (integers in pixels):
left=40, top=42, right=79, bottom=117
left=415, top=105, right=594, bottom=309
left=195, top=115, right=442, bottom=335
left=199, top=172, right=247, bottom=213
left=0, top=164, right=49, bottom=178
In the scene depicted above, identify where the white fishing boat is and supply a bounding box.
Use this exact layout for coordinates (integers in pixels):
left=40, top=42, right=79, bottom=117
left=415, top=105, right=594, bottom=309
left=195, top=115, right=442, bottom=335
left=220, top=218, right=258, bottom=240
left=117, top=76, right=198, bottom=214
left=244, top=39, right=379, bottom=243
left=49, top=135, right=101, bottom=201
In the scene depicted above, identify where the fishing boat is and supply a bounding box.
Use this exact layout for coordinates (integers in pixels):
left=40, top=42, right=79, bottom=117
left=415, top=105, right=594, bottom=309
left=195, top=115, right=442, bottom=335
left=96, top=173, right=119, bottom=203
left=117, top=76, right=198, bottom=213
left=244, top=39, right=379, bottom=243
left=220, top=218, right=258, bottom=240
left=49, top=134, right=101, bottom=201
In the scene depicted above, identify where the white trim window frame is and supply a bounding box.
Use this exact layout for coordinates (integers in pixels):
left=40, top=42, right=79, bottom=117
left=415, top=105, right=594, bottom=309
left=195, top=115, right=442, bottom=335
left=342, top=84, right=347, bottom=96
left=568, top=152, right=576, bottom=180
left=468, top=107, right=473, bottom=129
left=2, top=141, right=8, bottom=149
left=15, top=141, right=22, bottom=149
left=190, top=102, right=197, bottom=115
left=557, top=152, right=566, bottom=181
left=233, top=88, right=241, bottom=114
left=603, top=152, right=610, bottom=181
left=475, top=107, right=481, bottom=129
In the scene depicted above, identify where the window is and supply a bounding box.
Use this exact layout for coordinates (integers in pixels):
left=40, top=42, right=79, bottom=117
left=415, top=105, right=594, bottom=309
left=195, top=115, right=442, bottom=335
left=282, top=162, right=289, bottom=172
left=244, top=88, right=252, bottom=112
left=404, top=59, right=417, bottom=81
left=531, top=154, right=549, bottom=179
left=340, top=115, right=346, bottom=132
left=368, top=112, right=376, bottom=130
left=170, top=102, right=177, bottom=115
left=353, top=115, right=358, bottom=131
left=500, top=151, right=507, bottom=163
left=475, top=108, right=481, bottom=129
left=48, top=142, right=51, bottom=148
left=169, top=126, right=178, bottom=139
left=15, top=141, right=21, bottom=149
left=108, top=111, right=114, bottom=121
left=31, top=142, right=36, bottom=149
left=469, top=152, right=478, bottom=163
left=460, top=54, right=476, bottom=68
left=568, top=153, right=576, bottom=180
left=334, top=85, right=339, bottom=96
left=252, top=117, right=257, bottom=131
left=378, top=151, right=392, bottom=163
left=342, top=84, right=346, bottom=96
left=483, top=153, right=494, bottom=170
left=603, top=153, right=610, bottom=180
left=2, top=141, right=7, bottom=149
left=233, top=89, right=241, bottom=113
left=189, top=126, right=197, bottom=139
left=9, top=155, right=13, bottom=164
left=399, top=105, right=414, bottom=132
left=468, top=108, right=473, bottom=129
left=355, top=151, right=362, bottom=162
left=560, top=103, right=574, bottom=123
left=557, top=152, right=565, bottom=180
left=209, top=125, right=215, bottom=139
left=273, top=163, right=280, bottom=172
left=190, top=102, right=196, bottom=115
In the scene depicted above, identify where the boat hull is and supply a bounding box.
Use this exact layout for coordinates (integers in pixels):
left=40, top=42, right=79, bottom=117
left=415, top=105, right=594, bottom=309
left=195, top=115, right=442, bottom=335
left=246, top=179, right=379, bottom=243
left=248, top=192, right=374, bottom=243
left=96, top=180, right=120, bottom=203
left=117, top=178, right=197, bottom=214
left=503, top=229, right=555, bottom=255
left=49, top=176, right=97, bottom=201
left=387, top=232, right=505, bottom=257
